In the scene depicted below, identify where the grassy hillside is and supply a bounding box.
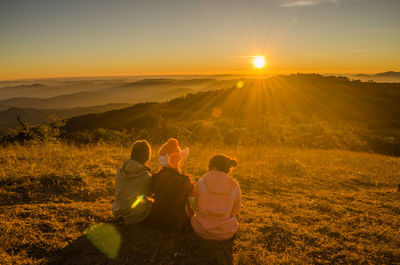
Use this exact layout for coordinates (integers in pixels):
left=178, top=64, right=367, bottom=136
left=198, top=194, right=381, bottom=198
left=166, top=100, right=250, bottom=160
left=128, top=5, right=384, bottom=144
left=1, top=143, right=399, bottom=264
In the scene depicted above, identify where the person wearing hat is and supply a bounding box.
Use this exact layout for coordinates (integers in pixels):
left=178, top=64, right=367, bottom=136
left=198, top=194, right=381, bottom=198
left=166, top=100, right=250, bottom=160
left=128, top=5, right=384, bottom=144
left=146, top=138, right=195, bottom=232
left=191, top=154, right=241, bottom=240
left=112, top=140, right=153, bottom=224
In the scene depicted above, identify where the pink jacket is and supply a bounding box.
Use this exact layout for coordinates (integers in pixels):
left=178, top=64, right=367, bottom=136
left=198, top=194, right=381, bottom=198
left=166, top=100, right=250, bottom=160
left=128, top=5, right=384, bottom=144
left=191, top=171, right=241, bottom=241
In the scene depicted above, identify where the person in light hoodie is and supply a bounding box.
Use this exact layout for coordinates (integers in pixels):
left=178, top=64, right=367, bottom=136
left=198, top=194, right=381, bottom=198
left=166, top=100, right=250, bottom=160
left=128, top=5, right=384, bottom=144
left=191, top=154, right=241, bottom=241
left=112, top=140, right=153, bottom=224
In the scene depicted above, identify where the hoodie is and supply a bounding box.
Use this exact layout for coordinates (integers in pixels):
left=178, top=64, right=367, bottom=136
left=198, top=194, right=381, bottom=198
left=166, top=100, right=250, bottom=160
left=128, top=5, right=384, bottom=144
left=191, top=170, right=241, bottom=241
left=112, top=159, right=152, bottom=224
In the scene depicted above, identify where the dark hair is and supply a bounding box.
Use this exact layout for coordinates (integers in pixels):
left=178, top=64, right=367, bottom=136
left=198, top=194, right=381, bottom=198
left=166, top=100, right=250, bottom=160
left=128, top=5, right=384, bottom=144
left=130, top=140, right=151, bottom=164
left=208, top=154, right=237, bottom=173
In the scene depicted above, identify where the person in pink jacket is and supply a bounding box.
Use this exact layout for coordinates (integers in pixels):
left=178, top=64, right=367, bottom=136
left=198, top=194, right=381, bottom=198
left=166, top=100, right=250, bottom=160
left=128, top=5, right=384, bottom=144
left=191, top=155, right=241, bottom=241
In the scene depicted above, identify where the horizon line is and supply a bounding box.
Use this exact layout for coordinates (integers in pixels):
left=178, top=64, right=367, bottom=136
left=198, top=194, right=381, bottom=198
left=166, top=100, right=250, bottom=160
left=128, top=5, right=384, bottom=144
left=1, top=70, right=394, bottom=82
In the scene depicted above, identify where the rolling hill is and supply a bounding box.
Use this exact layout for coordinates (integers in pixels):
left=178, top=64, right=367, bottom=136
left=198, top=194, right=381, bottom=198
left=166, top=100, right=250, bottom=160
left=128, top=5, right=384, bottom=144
left=353, top=71, right=400, bottom=82
left=0, top=103, right=131, bottom=128
left=64, top=74, right=400, bottom=131
left=0, top=79, right=129, bottom=100
left=0, top=92, right=130, bottom=110
left=0, top=83, right=48, bottom=99
left=0, top=78, right=237, bottom=110
left=3, top=74, right=400, bottom=155
left=61, top=74, right=400, bottom=156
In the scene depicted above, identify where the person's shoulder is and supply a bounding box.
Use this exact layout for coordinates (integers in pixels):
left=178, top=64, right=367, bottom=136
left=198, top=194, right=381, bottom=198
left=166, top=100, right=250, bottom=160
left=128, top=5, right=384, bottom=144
left=232, top=178, right=241, bottom=195
left=151, top=168, right=163, bottom=179
left=178, top=172, right=194, bottom=184
left=229, top=176, right=240, bottom=188
left=151, top=169, right=160, bottom=176
left=178, top=172, right=190, bottom=180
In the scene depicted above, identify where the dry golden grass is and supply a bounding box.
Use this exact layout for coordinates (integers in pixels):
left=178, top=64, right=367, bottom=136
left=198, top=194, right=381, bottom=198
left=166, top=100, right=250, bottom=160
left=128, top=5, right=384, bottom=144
left=1, top=143, right=400, bottom=264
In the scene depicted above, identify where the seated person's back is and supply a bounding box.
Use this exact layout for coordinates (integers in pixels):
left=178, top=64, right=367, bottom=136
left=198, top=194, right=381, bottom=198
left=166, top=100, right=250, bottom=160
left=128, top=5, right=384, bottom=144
left=112, top=140, right=153, bottom=224
left=191, top=155, right=241, bottom=241
left=146, top=138, right=194, bottom=231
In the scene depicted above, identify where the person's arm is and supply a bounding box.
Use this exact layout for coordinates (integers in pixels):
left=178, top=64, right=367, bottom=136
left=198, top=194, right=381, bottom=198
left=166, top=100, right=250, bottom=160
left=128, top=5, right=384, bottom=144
left=144, top=173, right=153, bottom=198
left=148, top=173, right=161, bottom=202
left=185, top=178, right=195, bottom=217
left=231, top=184, right=241, bottom=217
left=150, top=173, right=157, bottom=193
left=189, top=184, right=199, bottom=213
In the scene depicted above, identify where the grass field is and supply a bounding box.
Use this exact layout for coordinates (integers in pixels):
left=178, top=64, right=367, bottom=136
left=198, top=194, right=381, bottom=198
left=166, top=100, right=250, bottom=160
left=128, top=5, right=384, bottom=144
left=1, top=143, right=400, bottom=264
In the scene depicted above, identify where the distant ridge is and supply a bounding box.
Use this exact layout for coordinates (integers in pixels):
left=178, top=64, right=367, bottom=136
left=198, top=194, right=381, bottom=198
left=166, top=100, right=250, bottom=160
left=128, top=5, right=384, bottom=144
left=0, top=78, right=236, bottom=109
left=0, top=92, right=128, bottom=109
left=0, top=83, right=48, bottom=99
left=64, top=74, right=400, bottom=133
left=0, top=103, right=131, bottom=128
left=0, top=83, right=47, bottom=90
left=375, top=71, right=400, bottom=77
left=354, top=71, right=400, bottom=79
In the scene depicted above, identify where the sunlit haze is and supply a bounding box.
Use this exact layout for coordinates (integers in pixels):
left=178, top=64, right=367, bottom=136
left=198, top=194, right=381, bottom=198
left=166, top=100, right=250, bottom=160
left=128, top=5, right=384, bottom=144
left=1, top=0, right=400, bottom=80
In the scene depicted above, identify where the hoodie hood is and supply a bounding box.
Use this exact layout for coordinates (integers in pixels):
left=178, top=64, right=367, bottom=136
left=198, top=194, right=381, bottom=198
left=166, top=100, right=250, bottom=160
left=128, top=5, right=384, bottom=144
left=203, top=170, right=236, bottom=195
left=121, top=159, right=149, bottom=178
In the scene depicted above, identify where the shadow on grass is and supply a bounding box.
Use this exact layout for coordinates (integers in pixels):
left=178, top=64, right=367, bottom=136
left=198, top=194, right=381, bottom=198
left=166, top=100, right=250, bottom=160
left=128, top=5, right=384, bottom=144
left=47, top=221, right=234, bottom=265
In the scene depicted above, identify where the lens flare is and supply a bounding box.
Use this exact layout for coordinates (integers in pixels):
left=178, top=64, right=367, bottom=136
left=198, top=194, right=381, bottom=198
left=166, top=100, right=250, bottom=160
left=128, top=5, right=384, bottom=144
left=212, top=107, right=222, bottom=118
left=252, top=56, right=266, bottom=69
left=131, top=195, right=144, bottom=209
left=84, top=223, right=121, bottom=259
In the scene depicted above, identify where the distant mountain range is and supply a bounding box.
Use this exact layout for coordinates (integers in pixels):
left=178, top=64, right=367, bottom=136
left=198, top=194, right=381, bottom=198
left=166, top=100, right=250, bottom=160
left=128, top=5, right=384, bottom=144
left=0, top=79, right=127, bottom=99
left=0, top=103, right=131, bottom=128
left=0, top=77, right=241, bottom=127
left=2, top=74, right=400, bottom=129
left=353, top=71, right=400, bottom=81
left=64, top=74, right=400, bottom=133
left=0, top=78, right=237, bottom=110
left=0, top=92, right=131, bottom=110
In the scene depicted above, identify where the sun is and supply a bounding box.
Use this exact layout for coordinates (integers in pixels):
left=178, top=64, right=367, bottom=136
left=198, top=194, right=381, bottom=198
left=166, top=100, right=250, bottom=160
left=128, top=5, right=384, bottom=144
left=252, top=56, right=266, bottom=69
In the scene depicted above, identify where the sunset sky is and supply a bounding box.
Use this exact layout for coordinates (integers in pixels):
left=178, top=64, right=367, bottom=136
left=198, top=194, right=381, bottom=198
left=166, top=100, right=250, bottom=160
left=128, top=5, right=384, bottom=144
left=1, top=0, right=399, bottom=80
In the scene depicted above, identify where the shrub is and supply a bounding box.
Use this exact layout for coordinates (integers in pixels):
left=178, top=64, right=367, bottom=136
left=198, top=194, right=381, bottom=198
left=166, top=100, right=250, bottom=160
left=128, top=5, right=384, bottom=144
left=66, top=129, right=133, bottom=146
left=224, top=128, right=248, bottom=146
left=188, top=120, right=223, bottom=143
left=0, top=116, right=65, bottom=145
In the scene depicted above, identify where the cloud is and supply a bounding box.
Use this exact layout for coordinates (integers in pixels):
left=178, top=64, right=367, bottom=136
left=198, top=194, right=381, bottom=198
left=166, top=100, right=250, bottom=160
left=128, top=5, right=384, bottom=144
left=279, top=0, right=339, bottom=7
